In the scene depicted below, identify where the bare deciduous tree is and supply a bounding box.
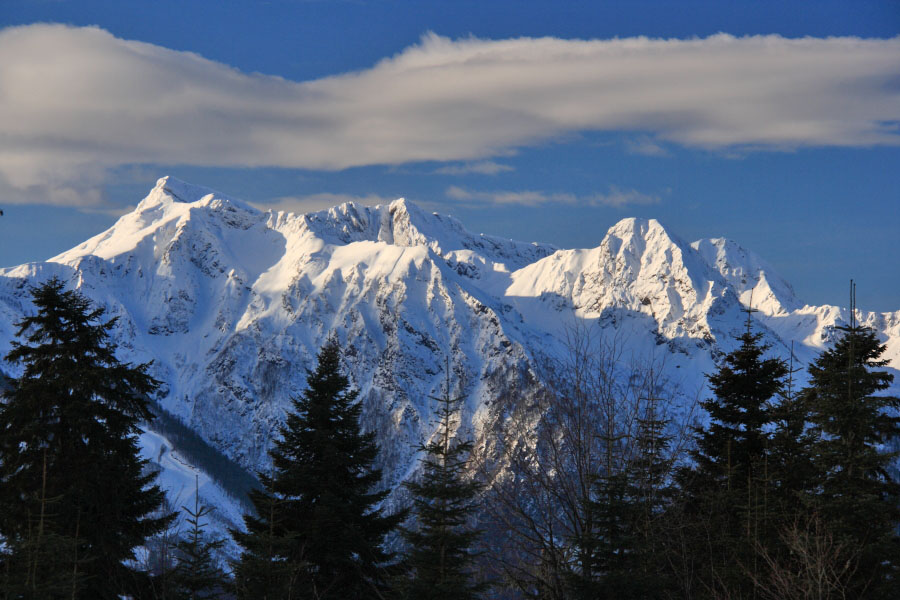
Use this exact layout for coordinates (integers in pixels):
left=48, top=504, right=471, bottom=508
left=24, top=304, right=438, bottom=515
left=746, top=513, right=865, bottom=600
left=473, top=325, right=695, bottom=598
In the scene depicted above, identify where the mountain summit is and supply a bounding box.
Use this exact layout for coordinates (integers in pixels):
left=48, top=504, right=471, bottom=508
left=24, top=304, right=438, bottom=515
left=1, top=177, right=897, bottom=549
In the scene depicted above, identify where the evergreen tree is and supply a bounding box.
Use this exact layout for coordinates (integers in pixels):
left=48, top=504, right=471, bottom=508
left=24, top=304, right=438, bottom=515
left=584, top=469, right=638, bottom=599
left=626, top=389, right=676, bottom=595
left=231, top=488, right=302, bottom=599
left=171, top=477, right=228, bottom=599
left=0, top=449, right=87, bottom=599
left=579, top=382, right=674, bottom=599
left=802, top=304, right=900, bottom=597
left=0, top=277, right=173, bottom=599
left=400, top=367, right=485, bottom=600
left=232, top=339, right=403, bottom=599
left=766, top=342, right=816, bottom=536
left=674, top=321, right=788, bottom=597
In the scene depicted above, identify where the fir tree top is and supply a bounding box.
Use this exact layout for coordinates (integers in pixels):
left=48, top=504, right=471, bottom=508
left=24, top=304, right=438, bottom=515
left=401, top=366, right=485, bottom=600
left=694, top=328, right=788, bottom=481
left=6, top=276, right=157, bottom=423
left=232, top=338, right=403, bottom=599
left=0, top=277, right=172, bottom=599
left=800, top=308, right=900, bottom=599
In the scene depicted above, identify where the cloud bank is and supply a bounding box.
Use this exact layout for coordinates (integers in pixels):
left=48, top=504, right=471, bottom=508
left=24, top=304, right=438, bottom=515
left=1, top=24, right=899, bottom=205
left=446, top=185, right=660, bottom=208
left=433, top=161, right=515, bottom=175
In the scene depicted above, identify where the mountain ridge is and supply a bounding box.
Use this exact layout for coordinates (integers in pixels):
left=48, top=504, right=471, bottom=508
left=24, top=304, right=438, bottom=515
left=1, top=176, right=897, bottom=554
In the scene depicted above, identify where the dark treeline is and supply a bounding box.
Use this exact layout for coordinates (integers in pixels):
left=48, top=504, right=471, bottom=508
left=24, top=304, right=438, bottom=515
left=1, top=278, right=898, bottom=599
left=475, top=306, right=900, bottom=600
left=146, top=399, right=259, bottom=513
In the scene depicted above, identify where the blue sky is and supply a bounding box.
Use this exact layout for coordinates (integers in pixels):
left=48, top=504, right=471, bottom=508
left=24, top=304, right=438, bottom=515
left=0, top=0, right=898, bottom=310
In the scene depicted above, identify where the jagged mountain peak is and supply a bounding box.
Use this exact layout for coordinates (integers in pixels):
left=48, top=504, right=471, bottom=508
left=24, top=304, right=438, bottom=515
left=41, top=178, right=551, bottom=290
left=595, top=217, right=721, bottom=296
left=605, top=216, right=720, bottom=291
left=602, top=217, right=697, bottom=264
left=299, top=195, right=554, bottom=271
left=505, top=216, right=734, bottom=344
left=51, top=176, right=265, bottom=265
left=299, top=196, right=428, bottom=247
left=604, top=215, right=665, bottom=237
left=143, top=175, right=210, bottom=206
left=692, top=237, right=801, bottom=315
left=139, top=175, right=258, bottom=212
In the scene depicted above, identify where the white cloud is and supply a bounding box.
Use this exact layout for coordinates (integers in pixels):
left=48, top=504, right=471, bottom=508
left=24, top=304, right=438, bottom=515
left=597, top=186, right=661, bottom=208
left=433, top=161, right=515, bottom=175
left=446, top=185, right=660, bottom=208
left=250, top=192, right=398, bottom=215
left=1, top=25, right=899, bottom=206
left=625, top=136, right=669, bottom=156
left=0, top=161, right=108, bottom=208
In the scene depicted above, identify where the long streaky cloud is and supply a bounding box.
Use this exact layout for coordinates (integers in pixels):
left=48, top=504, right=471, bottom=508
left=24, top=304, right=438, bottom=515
left=1, top=25, right=899, bottom=206
left=446, top=185, right=660, bottom=208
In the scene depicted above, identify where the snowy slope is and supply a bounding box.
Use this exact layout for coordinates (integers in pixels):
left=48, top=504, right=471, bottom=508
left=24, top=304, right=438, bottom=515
left=692, top=237, right=801, bottom=316
left=1, top=176, right=897, bottom=541
left=138, top=427, right=246, bottom=553
left=691, top=235, right=900, bottom=374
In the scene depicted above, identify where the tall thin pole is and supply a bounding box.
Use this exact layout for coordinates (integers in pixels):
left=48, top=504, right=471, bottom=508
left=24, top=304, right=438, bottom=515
left=848, top=280, right=856, bottom=402
left=743, top=291, right=758, bottom=336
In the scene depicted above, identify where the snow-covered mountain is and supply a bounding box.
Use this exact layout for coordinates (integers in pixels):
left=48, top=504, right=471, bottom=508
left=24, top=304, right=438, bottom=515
left=1, top=176, right=898, bottom=547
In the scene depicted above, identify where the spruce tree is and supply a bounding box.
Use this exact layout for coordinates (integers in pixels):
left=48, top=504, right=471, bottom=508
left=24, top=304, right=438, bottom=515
left=171, top=477, right=227, bottom=599
left=802, top=300, right=900, bottom=597
left=585, top=469, right=638, bottom=599
left=231, top=488, right=302, bottom=599
left=625, top=389, right=676, bottom=595
left=674, top=320, right=788, bottom=597
left=0, top=277, right=173, bottom=599
left=0, top=449, right=86, bottom=599
left=400, top=367, right=485, bottom=600
left=579, top=383, right=674, bottom=599
left=766, top=343, right=816, bottom=537
left=232, top=340, right=403, bottom=599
